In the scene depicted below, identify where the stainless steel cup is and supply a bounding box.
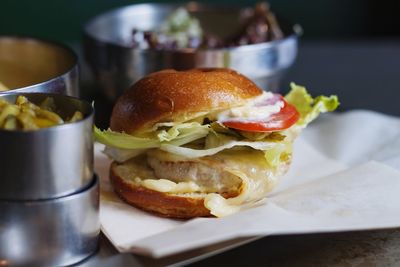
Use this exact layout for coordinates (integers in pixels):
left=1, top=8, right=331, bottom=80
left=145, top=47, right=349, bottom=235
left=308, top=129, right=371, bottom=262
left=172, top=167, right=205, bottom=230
left=0, top=93, right=94, bottom=200
left=0, top=175, right=100, bottom=267
left=84, top=3, right=300, bottom=101
left=0, top=36, right=79, bottom=97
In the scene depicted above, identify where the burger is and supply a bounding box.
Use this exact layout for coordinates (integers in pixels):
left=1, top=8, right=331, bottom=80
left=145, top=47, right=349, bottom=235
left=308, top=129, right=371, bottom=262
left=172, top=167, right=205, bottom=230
left=95, top=68, right=338, bottom=218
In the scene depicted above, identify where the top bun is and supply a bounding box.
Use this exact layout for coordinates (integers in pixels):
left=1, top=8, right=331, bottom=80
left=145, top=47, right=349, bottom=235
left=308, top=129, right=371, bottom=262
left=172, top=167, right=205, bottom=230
left=110, top=68, right=262, bottom=133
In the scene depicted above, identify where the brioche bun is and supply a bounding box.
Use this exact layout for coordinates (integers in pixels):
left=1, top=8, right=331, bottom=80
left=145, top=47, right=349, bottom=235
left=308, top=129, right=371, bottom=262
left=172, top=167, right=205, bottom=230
left=110, top=68, right=262, bottom=134
left=110, top=160, right=240, bottom=218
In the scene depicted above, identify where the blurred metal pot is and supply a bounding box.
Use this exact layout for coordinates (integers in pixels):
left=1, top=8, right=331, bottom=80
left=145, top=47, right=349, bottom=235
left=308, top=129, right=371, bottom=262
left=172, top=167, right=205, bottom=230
left=84, top=3, right=300, bottom=101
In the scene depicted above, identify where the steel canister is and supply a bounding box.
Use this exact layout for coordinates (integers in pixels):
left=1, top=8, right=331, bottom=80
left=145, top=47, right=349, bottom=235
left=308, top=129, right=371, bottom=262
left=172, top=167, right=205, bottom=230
left=0, top=175, right=100, bottom=267
left=0, top=93, right=94, bottom=200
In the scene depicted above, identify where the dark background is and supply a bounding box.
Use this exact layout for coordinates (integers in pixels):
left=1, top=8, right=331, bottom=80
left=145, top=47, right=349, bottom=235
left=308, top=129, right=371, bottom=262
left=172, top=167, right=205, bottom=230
left=1, top=1, right=399, bottom=112
left=1, top=0, right=399, bottom=114
left=1, top=0, right=399, bottom=42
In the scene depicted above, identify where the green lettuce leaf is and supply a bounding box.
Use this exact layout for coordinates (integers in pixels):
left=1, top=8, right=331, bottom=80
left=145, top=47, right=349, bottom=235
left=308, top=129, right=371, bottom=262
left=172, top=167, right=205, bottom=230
left=94, top=127, right=160, bottom=149
left=158, top=122, right=210, bottom=146
left=94, top=122, right=210, bottom=149
left=285, top=83, right=339, bottom=127
left=205, top=130, right=238, bottom=149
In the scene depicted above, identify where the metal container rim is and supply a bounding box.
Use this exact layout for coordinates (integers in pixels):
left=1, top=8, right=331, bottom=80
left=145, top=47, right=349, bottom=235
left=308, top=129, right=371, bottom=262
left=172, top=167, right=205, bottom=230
left=0, top=35, right=78, bottom=93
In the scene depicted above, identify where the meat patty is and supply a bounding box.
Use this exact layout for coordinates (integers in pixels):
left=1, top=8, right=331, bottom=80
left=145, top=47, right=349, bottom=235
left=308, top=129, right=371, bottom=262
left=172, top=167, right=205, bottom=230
left=146, top=153, right=242, bottom=195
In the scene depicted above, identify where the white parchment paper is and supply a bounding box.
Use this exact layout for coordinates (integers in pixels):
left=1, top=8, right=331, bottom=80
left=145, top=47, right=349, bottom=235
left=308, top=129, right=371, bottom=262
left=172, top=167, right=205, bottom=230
left=96, top=110, right=400, bottom=257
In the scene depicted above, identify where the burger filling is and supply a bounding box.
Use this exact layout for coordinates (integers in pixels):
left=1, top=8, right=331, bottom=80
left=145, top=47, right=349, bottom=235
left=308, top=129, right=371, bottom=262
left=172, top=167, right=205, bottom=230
left=147, top=152, right=243, bottom=195
left=96, top=83, right=339, bottom=217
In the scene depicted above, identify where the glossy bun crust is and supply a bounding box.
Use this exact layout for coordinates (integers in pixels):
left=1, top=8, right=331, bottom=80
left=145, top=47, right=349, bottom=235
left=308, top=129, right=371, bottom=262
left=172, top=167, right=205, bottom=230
left=110, top=68, right=262, bottom=133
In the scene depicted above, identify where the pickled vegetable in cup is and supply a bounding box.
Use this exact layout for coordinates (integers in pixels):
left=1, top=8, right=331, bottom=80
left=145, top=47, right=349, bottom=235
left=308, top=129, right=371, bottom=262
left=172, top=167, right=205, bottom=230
left=0, top=95, right=83, bottom=130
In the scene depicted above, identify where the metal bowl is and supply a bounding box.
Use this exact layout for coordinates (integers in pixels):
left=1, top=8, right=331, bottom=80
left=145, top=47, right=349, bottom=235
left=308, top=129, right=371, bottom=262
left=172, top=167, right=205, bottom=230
left=0, top=36, right=79, bottom=96
left=0, top=93, right=94, bottom=200
left=84, top=3, right=300, bottom=101
left=0, top=175, right=99, bottom=267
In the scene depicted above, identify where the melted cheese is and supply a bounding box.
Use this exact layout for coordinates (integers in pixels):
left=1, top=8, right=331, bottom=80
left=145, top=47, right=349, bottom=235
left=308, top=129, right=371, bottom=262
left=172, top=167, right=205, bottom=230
left=204, top=193, right=241, bottom=217
left=140, top=179, right=200, bottom=193
left=200, top=149, right=281, bottom=217
left=114, top=156, right=203, bottom=194
left=114, top=146, right=290, bottom=217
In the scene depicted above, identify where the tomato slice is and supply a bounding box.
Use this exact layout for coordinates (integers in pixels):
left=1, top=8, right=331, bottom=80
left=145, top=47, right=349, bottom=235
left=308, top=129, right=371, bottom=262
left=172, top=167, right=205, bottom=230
left=221, top=96, right=300, bottom=132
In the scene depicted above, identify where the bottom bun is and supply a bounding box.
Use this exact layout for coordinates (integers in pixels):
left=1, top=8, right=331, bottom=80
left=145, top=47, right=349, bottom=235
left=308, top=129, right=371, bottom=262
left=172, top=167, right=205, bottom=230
left=110, top=161, right=215, bottom=218
left=110, top=152, right=291, bottom=219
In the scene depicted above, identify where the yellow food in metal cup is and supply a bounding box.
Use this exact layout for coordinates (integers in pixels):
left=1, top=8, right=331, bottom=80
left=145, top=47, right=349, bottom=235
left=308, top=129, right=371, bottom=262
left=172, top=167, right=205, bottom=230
left=0, top=95, right=83, bottom=130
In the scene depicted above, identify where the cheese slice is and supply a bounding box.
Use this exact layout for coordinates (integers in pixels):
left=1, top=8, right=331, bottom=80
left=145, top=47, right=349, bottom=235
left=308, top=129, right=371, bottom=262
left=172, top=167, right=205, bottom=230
left=140, top=179, right=201, bottom=194
left=116, top=148, right=289, bottom=217
left=201, top=149, right=283, bottom=217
